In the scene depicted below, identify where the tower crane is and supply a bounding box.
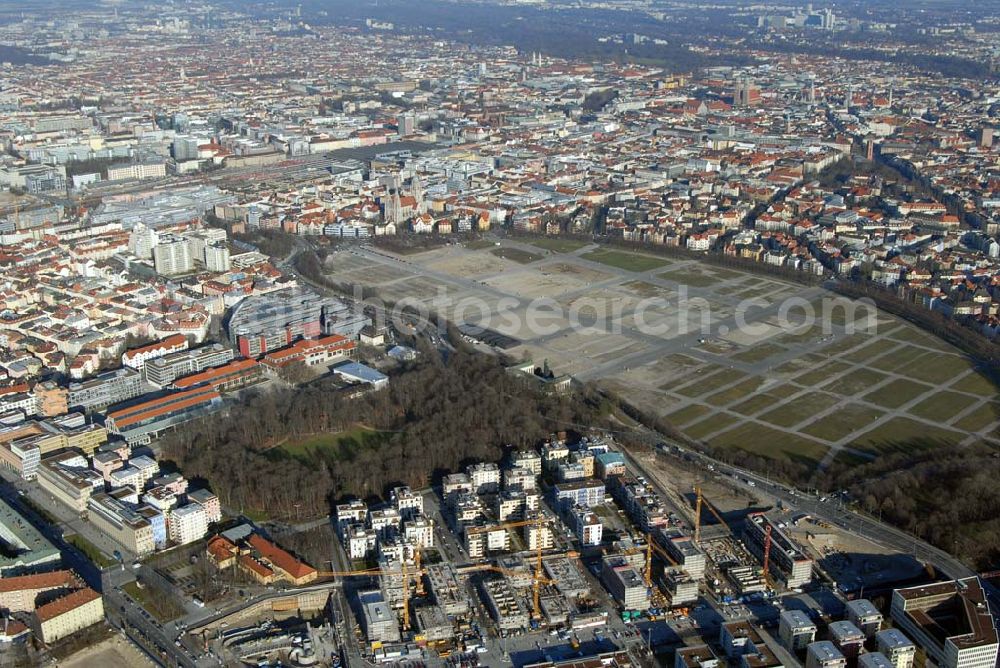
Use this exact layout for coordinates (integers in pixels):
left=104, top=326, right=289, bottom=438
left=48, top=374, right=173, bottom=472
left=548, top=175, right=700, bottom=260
left=643, top=532, right=680, bottom=589
left=761, top=524, right=773, bottom=588
left=693, top=485, right=731, bottom=545
left=465, top=514, right=551, bottom=619
left=621, top=532, right=680, bottom=590
left=314, top=560, right=427, bottom=632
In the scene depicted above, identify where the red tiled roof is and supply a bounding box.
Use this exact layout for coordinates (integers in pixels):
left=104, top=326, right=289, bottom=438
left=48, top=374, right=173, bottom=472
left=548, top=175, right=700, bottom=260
left=173, top=358, right=259, bottom=389
left=248, top=534, right=316, bottom=580
left=35, top=587, right=101, bottom=623
left=0, top=570, right=75, bottom=593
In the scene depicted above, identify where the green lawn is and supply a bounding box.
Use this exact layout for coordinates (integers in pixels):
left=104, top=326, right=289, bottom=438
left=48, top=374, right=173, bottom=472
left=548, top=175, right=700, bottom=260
left=709, top=423, right=829, bottom=466
left=658, top=268, right=718, bottom=288
left=842, top=337, right=899, bottom=363
left=465, top=239, right=495, bottom=250
left=792, top=362, right=853, bottom=387
left=684, top=412, right=741, bottom=439
left=821, top=368, right=889, bottom=396
left=951, top=371, right=999, bottom=395
left=757, top=391, right=841, bottom=429
left=895, top=352, right=970, bottom=385
left=278, top=426, right=390, bottom=462
left=850, top=417, right=965, bottom=455
left=490, top=247, right=542, bottom=264
left=953, top=403, right=1000, bottom=433
left=704, top=376, right=767, bottom=407
left=526, top=237, right=589, bottom=253
left=66, top=534, right=114, bottom=569
left=909, top=391, right=976, bottom=423
left=870, top=345, right=927, bottom=372
left=863, top=378, right=932, bottom=409
left=665, top=403, right=712, bottom=426
left=582, top=248, right=670, bottom=272
left=801, top=404, right=885, bottom=443
left=672, top=368, right=747, bottom=398
left=730, top=389, right=798, bottom=416
left=123, top=581, right=185, bottom=622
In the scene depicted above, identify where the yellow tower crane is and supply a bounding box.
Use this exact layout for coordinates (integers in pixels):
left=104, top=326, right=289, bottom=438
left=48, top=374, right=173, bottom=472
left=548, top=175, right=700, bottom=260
left=465, top=514, right=552, bottom=619
left=693, top=485, right=731, bottom=545
left=314, top=563, right=426, bottom=632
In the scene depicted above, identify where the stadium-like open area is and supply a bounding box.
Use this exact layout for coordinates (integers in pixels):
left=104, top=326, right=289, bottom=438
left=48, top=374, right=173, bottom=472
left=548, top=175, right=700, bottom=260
left=326, top=239, right=1000, bottom=471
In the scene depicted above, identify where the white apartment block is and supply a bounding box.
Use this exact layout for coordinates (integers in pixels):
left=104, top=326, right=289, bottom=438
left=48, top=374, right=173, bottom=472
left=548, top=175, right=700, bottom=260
left=467, top=462, right=500, bottom=494
left=504, top=467, right=536, bottom=491
left=347, top=526, right=378, bottom=560
left=169, top=503, right=208, bottom=545
left=403, top=516, right=435, bottom=549
left=153, top=235, right=194, bottom=276
left=391, top=486, right=424, bottom=518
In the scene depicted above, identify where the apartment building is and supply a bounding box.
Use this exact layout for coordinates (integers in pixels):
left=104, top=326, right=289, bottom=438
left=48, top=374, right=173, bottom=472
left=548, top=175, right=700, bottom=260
left=779, top=609, right=817, bottom=651
left=524, top=520, right=554, bottom=552
left=37, top=452, right=101, bottom=515
left=859, top=654, right=896, bottom=668
left=661, top=531, right=707, bottom=580
left=497, top=489, right=527, bottom=522
left=346, top=526, right=377, bottom=559
left=665, top=569, right=699, bottom=606
left=510, top=449, right=542, bottom=475
left=336, top=499, right=368, bottom=536
left=829, top=620, right=865, bottom=659
left=169, top=503, right=209, bottom=545
left=480, top=577, right=530, bottom=632
left=467, top=462, right=501, bottom=494
left=552, top=478, right=605, bottom=509
left=846, top=598, right=884, bottom=638
left=676, top=645, right=720, bottom=668
left=359, top=590, right=401, bottom=646
left=806, top=642, right=847, bottom=668
left=402, top=515, right=435, bottom=548
left=504, top=467, right=536, bottom=491
left=0, top=570, right=78, bottom=613
left=172, top=358, right=261, bottom=392
left=425, top=563, right=470, bottom=616
left=876, top=629, right=916, bottom=668
left=121, top=334, right=189, bottom=370
left=31, top=587, right=104, bottom=644
left=465, top=526, right=510, bottom=559
left=567, top=505, right=603, bottom=546
left=391, top=486, right=424, bottom=519
left=188, top=488, right=221, bottom=524
left=152, top=234, right=194, bottom=275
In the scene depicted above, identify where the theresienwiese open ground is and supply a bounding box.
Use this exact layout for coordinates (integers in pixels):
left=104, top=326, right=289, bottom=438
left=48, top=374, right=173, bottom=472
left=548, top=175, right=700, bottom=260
left=326, top=238, right=1000, bottom=471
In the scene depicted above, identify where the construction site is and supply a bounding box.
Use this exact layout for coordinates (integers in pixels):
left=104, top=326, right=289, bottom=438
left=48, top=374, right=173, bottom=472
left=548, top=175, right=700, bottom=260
left=190, top=432, right=940, bottom=668
left=319, top=434, right=839, bottom=665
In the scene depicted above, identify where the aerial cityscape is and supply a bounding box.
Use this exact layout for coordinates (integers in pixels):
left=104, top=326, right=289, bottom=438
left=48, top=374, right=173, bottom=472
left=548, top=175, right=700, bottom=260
left=0, top=0, right=999, bottom=667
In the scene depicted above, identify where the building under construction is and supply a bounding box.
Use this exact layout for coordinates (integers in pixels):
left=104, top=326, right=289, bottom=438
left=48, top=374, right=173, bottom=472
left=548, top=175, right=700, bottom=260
left=743, top=512, right=813, bottom=589
left=479, top=577, right=530, bottom=632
